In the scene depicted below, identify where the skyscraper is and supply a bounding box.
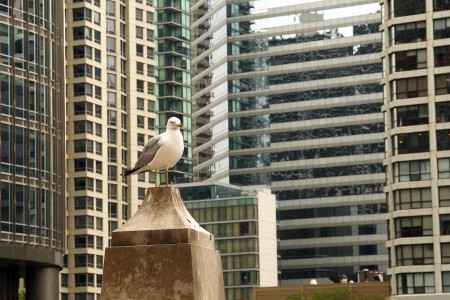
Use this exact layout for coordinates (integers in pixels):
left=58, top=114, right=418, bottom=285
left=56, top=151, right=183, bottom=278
left=382, top=0, right=450, bottom=298
left=156, top=0, right=193, bottom=185
left=64, top=0, right=159, bottom=298
left=0, top=1, right=65, bottom=299
left=191, top=0, right=387, bottom=284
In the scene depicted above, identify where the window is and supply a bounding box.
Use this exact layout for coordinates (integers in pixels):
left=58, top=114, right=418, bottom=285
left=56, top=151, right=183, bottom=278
left=97, top=255, right=103, bottom=268
left=138, top=187, right=146, bottom=200
left=73, top=45, right=92, bottom=59
left=75, top=273, right=95, bottom=287
left=441, top=214, right=450, bottom=235
left=435, top=46, right=450, bottom=67
left=75, top=294, right=94, bottom=300
left=73, top=64, right=92, bottom=78
left=97, top=274, right=102, bottom=288
left=96, top=217, right=103, bottom=230
left=395, top=215, right=432, bottom=238
left=137, top=98, right=144, bottom=110
left=74, top=177, right=94, bottom=191
left=137, top=133, right=145, bottom=146
left=148, top=118, right=155, bottom=130
left=391, top=49, right=427, bottom=72
left=434, top=17, right=450, bottom=39
left=73, top=8, right=92, bottom=21
left=95, top=49, right=101, bottom=62
left=74, top=121, right=94, bottom=134
left=74, top=235, right=94, bottom=249
left=96, top=236, right=103, bottom=250
left=96, top=179, right=103, bottom=193
left=136, top=26, right=143, bottom=39
left=440, top=186, right=450, bottom=207
left=93, top=11, right=100, bottom=25
left=96, top=198, right=103, bottom=212
left=137, top=80, right=144, bottom=92
left=106, top=19, right=116, bottom=34
left=435, top=73, right=450, bottom=95
left=107, top=92, right=116, bottom=107
left=108, top=110, right=117, bottom=125
left=74, top=101, right=93, bottom=115
left=73, top=26, right=92, bottom=40
left=148, top=100, right=155, bottom=112
left=147, top=65, right=154, bottom=77
left=107, top=55, right=116, bottom=71
left=137, top=116, right=144, bottom=128
left=434, top=0, right=450, bottom=11
left=391, top=21, right=426, bottom=45
left=437, top=102, right=450, bottom=123
left=392, top=104, right=428, bottom=127
left=107, top=37, right=116, bottom=52
left=390, top=76, right=427, bottom=100
left=74, top=158, right=94, bottom=172
left=136, top=8, right=143, bottom=21
left=396, top=244, right=433, bottom=266
left=74, top=216, right=94, bottom=229
left=74, top=83, right=93, bottom=97
left=394, top=188, right=431, bottom=210
left=108, top=165, right=117, bottom=180
left=147, top=47, right=154, bottom=59
left=397, top=273, right=435, bottom=295
left=75, top=254, right=94, bottom=267
left=108, top=220, right=118, bottom=236
left=61, top=274, right=68, bottom=287
left=107, top=128, right=117, bottom=144
left=106, top=0, right=115, bottom=16
left=108, top=202, right=118, bottom=218
left=394, top=160, right=430, bottom=182
left=147, top=29, right=154, bottom=41
left=108, top=184, right=117, bottom=199
left=108, top=147, right=117, bottom=162
left=136, top=44, right=144, bottom=57
left=393, top=131, right=429, bottom=155
left=390, top=0, right=425, bottom=18
left=146, top=11, right=154, bottom=23
left=438, top=158, right=450, bottom=179
left=122, top=205, right=128, bottom=221
left=74, top=196, right=94, bottom=210
left=136, top=62, right=144, bottom=75
left=437, top=130, right=450, bottom=151
left=74, top=139, right=94, bottom=153
left=94, top=30, right=101, bottom=43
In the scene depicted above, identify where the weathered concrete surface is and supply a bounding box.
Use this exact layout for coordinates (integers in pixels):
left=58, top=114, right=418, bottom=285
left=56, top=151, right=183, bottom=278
left=101, top=187, right=225, bottom=300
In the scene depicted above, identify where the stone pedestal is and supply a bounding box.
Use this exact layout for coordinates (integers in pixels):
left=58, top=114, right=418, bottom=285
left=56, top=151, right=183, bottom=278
left=101, top=187, right=225, bottom=300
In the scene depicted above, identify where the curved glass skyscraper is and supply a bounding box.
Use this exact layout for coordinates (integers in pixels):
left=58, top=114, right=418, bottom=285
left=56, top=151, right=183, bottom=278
left=0, top=1, right=65, bottom=299
left=191, top=0, right=387, bottom=286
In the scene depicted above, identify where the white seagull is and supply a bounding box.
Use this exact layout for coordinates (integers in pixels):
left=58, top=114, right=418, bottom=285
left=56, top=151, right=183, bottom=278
left=121, top=116, right=184, bottom=186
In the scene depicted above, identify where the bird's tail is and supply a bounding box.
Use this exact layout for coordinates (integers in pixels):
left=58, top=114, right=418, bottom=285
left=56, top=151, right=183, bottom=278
left=121, top=166, right=141, bottom=176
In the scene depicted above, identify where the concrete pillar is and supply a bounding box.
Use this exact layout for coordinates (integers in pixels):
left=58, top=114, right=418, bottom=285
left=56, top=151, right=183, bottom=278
left=26, top=267, right=59, bottom=300
left=101, top=187, right=225, bottom=300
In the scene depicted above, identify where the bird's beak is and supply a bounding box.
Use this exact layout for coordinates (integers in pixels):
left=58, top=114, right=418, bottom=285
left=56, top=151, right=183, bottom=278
left=176, top=123, right=183, bottom=128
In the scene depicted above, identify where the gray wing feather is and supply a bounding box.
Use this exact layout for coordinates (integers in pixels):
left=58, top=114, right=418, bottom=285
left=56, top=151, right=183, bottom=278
left=133, top=135, right=161, bottom=168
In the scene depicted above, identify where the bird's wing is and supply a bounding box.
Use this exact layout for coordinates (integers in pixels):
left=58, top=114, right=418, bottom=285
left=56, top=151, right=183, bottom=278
left=133, top=135, right=162, bottom=168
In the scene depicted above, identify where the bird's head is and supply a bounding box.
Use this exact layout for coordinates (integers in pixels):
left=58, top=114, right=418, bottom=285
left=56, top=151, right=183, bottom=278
left=167, top=117, right=183, bottom=130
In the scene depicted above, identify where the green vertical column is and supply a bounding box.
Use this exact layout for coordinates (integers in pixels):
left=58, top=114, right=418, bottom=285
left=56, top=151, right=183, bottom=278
left=156, top=0, right=193, bottom=185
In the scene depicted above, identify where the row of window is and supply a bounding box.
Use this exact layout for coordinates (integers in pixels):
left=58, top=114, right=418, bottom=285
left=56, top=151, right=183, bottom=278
left=390, top=46, right=450, bottom=73
left=391, top=102, right=450, bottom=128
left=390, top=72, right=450, bottom=100
left=280, top=245, right=383, bottom=260
left=388, top=0, right=450, bottom=18
left=279, top=203, right=387, bottom=220
left=392, top=129, right=450, bottom=155
left=390, top=17, right=450, bottom=45
left=394, top=214, right=450, bottom=238
left=73, top=219, right=117, bottom=236
left=280, top=224, right=384, bottom=240
left=394, top=158, right=450, bottom=182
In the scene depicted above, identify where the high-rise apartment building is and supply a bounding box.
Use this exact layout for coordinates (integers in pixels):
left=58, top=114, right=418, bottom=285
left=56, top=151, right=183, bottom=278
left=0, top=1, right=65, bottom=299
left=382, top=0, right=450, bottom=298
left=63, top=0, right=167, bottom=299
left=191, top=0, right=388, bottom=284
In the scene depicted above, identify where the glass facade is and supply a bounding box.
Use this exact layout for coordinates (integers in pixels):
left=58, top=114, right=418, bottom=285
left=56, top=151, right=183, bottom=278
left=179, top=183, right=277, bottom=300
left=156, top=0, right=193, bottom=185
left=382, top=0, right=450, bottom=297
left=0, top=1, right=65, bottom=299
left=191, top=0, right=387, bottom=285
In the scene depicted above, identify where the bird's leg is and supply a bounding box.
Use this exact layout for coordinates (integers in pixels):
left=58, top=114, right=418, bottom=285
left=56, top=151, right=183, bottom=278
left=165, top=168, right=169, bottom=187
left=154, top=169, right=157, bottom=187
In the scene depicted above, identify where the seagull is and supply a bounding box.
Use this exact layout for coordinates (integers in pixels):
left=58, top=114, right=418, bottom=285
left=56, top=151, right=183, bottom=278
left=121, top=116, right=184, bottom=187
